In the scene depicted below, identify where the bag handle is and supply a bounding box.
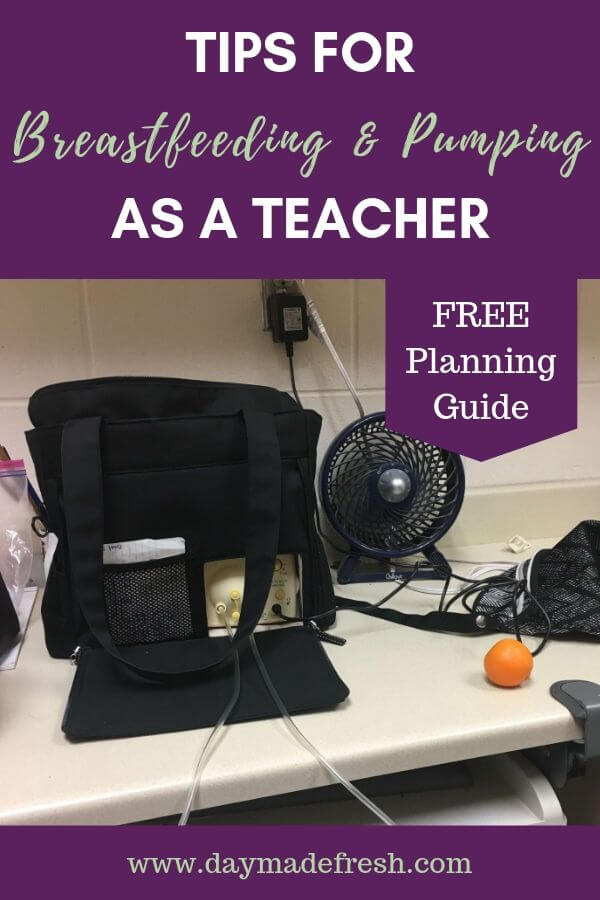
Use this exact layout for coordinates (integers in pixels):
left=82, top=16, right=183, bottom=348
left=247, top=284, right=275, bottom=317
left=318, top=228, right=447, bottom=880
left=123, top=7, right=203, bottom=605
left=61, top=410, right=282, bottom=676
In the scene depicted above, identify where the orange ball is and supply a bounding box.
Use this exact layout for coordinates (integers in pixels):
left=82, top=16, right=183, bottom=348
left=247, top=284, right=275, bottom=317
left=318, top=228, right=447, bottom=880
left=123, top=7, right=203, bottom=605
left=484, top=638, right=533, bottom=687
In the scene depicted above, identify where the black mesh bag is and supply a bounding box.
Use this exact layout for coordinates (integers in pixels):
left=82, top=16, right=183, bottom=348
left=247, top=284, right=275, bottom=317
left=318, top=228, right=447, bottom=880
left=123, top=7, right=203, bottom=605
left=338, top=521, right=600, bottom=646
left=476, top=521, right=600, bottom=640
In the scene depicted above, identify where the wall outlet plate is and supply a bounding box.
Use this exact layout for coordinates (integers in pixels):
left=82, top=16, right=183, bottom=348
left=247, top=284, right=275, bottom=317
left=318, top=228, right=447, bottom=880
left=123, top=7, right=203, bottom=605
left=204, top=553, right=299, bottom=627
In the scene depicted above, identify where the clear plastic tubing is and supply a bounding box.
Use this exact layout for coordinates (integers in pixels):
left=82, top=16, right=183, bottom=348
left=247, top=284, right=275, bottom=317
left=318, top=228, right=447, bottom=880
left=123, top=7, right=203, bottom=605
left=249, top=633, right=394, bottom=826
left=179, top=619, right=395, bottom=825
left=178, top=618, right=240, bottom=826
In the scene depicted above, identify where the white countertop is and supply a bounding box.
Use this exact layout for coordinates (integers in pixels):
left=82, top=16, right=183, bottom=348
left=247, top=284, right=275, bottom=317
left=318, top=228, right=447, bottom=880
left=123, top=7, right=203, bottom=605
left=1, top=540, right=597, bottom=825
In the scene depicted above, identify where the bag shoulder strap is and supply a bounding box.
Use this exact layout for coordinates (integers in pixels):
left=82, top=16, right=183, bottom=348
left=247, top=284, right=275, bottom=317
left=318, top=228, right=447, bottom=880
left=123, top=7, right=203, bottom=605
left=335, top=597, right=493, bottom=634
left=61, top=410, right=281, bottom=676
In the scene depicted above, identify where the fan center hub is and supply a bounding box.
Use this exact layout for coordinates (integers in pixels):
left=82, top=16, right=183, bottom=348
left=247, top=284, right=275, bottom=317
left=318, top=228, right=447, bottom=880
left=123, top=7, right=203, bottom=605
left=376, top=467, right=412, bottom=504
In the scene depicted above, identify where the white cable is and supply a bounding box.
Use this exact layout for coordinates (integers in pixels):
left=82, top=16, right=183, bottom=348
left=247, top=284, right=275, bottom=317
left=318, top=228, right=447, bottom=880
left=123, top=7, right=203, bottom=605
left=299, top=280, right=366, bottom=418
left=469, top=563, right=513, bottom=579
left=405, top=582, right=454, bottom=597
left=447, top=557, right=519, bottom=566
left=248, top=633, right=394, bottom=825
left=404, top=563, right=513, bottom=597
left=178, top=617, right=240, bottom=826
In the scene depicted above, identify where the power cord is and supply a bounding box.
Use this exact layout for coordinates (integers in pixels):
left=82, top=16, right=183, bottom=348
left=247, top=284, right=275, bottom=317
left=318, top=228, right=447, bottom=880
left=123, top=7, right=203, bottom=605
left=274, top=280, right=365, bottom=415
left=439, top=568, right=552, bottom=656
left=405, top=564, right=512, bottom=608
left=299, top=279, right=365, bottom=418
left=280, top=283, right=552, bottom=652
left=286, top=342, right=302, bottom=406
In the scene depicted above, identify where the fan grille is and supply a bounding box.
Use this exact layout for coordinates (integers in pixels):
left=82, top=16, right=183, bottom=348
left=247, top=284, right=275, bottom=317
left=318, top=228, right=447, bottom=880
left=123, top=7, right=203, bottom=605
left=321, top=414, right=464, bottom=558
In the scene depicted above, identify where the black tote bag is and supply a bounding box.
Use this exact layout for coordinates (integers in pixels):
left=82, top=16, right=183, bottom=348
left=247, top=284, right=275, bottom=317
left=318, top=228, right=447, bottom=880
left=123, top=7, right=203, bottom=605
left=26, top=377, right=348, bottom=740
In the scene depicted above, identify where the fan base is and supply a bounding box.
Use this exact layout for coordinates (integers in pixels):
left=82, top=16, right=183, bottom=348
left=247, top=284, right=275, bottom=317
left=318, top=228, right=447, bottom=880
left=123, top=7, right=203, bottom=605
left=337, top=552, right=448, bottom=585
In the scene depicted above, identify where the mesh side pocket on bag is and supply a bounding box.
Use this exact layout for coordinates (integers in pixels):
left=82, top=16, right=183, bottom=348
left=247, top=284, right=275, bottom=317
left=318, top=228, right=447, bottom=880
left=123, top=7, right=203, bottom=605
left=103, top=555, right=193, bottom=646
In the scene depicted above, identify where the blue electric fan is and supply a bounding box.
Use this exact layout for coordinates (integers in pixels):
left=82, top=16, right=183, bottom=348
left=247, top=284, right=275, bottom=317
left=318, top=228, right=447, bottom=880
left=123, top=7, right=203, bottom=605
left=320, top=413, right=465, bottom=584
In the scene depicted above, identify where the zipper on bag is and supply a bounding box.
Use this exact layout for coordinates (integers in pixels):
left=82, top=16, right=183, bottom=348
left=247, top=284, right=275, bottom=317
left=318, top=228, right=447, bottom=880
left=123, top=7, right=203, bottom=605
left=305, top=620, right=346, bottom=646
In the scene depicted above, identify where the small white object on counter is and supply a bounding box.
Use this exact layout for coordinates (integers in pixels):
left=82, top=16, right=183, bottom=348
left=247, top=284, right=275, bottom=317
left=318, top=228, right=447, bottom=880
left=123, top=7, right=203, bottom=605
left=508, top=534, right=532, bottom=554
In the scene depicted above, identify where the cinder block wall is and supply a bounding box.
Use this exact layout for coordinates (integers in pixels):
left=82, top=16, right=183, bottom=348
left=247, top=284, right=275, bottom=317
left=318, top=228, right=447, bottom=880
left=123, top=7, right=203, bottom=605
left=1, top=279, right=598, bottom=545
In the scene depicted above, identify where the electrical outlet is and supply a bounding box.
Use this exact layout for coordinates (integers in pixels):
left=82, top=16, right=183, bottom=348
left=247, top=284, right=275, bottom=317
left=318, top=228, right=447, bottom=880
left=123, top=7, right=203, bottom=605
left=204, top=553, right=300, bottom=627
left=261, top=279, right=300, bottom=330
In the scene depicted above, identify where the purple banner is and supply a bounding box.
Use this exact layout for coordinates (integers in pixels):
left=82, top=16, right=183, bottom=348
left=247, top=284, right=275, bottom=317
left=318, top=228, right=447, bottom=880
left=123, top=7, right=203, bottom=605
left=2, top=1, right=598, bottom=454
left=3, top=824, right=599, bottom=897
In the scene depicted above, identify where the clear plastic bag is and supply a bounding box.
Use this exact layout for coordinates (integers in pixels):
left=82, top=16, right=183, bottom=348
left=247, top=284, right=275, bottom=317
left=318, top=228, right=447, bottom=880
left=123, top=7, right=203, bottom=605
left=0, top=460, right=33, bottom=604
